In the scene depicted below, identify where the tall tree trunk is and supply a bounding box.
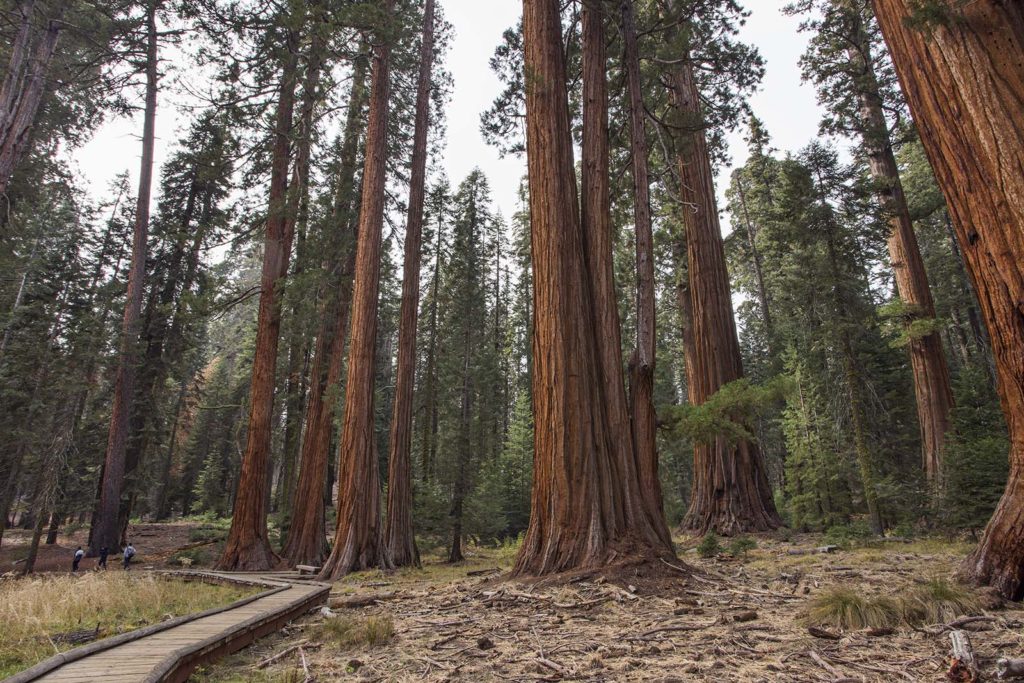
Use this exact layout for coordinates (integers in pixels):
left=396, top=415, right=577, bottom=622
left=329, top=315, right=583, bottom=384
left=318, top=0, right=396, bottom=580
left=0, top=1, right=67, bottom=197
left=871, top=0, right=1024, bottom=599
left=281, top=47, right=369, bottom=568
left=845, top=10, right=954, bottom=485
left=419, top=203, right=444, bottom=482
left=512, top=0, right=674, bottom=576
left=90, top=0, right=158, bottom=556
left=449, top=326, right=473, bottom=564
left=667, top=52, right=781, bottom=536
left=276, top=18, right=325, bottom=523
left=733, top=176, right=774, bottom=346
left=620, top=0, right=672, bottom=547
left=385, top=0, right=435, bottom=569
left=217, top=23, right=301, bottom=571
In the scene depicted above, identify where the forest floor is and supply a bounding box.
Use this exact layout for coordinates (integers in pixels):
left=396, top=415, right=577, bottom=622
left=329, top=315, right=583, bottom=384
left=188, top=531, right=1024, bottom=682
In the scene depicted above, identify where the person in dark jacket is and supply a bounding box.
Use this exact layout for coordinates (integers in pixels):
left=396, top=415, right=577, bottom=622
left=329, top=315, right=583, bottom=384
left=98, top=546, right=109, bottom=569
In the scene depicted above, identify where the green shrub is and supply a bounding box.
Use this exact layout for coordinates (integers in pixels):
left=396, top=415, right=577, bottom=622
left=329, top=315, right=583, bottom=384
left=728, top=537, right=757, bottom=558
left=696, top=532, right=720, bottom=559
left=824, top=520, right=874, bottom=548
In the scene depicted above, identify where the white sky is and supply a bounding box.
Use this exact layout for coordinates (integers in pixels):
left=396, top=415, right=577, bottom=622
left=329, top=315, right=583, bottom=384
left=74, top=0, right=822, bottom=233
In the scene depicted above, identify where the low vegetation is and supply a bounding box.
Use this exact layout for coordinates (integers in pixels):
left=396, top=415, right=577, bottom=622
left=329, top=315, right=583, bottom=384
left=314, top=615, right=395, bottom=649
left=805, top=578, right=983, bottom=630
left=0, top=572, right=253, bottom=677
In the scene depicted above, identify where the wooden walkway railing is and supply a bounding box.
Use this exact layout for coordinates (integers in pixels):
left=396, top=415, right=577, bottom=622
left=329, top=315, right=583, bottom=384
left=4, top=571, right=330, bottom=683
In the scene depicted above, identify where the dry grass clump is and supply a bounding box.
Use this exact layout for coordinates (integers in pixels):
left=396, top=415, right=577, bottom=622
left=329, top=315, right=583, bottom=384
left=0, top=572, right=250, bottom=678
left=805, top=587, right=902, bottom=630
left=314, top=614, right=394, bottom=649
left=806, top=578, right=983, bottom=631
left=901, top=578, right=982, bottom=624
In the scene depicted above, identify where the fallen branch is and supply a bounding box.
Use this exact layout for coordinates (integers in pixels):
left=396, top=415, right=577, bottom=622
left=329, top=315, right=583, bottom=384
left=256, top=641, right=322, bottom=669
left=997, top=658, right=1024, bottom=679
left=299, top=645, right=312, bottom=683
left=807, top=626, right=842, bottom=640
left=947, top=630, right=979, bottom=682
left=536, top=656, right=567, bottom=676
left=329, top=592, right=397, bottom=608
left=926, top=616, right=998, bottom=635
left=467, top=567, right=501, bottom=576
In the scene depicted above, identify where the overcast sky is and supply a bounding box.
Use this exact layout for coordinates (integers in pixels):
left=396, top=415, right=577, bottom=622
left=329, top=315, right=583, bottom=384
left=74, top=0, right=822, bottom=231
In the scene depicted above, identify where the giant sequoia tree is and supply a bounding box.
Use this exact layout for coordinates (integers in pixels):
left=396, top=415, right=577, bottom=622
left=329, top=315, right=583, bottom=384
left=870, top=0, right=1024, bottom=598
left=216, top=10, right=302, bottom=571
left=319, top=0, right=396, bottom=581
left=513, top=0, right=674, bottom=576
left=663, top=2, right=781, bottom=535
left=385, top=0, right=435, bottom=569
left=90, top=0, right=160, bottom=556
left=793, top=0, right=954, bottom=484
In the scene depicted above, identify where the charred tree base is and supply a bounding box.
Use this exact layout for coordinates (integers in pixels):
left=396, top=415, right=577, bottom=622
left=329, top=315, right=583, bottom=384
left=960, top=471, right=1024, bottom=601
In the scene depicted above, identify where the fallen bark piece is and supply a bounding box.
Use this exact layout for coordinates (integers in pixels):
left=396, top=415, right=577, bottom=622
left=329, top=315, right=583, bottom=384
left=998, top=658, right=1024, bottom=679
left=948, top=629, right=980, bottom=682
left=807, top=626, right=842, bottom=640
left=467, top=567, right=501, bottom=576
left=328, top=591, right=397, bottom=608
left=865, top=627, right=895, bottom=637
left=733, top=610, right=758, bottom=623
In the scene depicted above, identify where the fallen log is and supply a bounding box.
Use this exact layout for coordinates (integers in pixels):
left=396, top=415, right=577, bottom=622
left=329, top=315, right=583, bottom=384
left=807, top=626, right=842, bottom=640
left=328, top=592, right=397, bottom=609
left=947, top=630, right=980, bottom=682
left=787, top=545, right=839, bottom=556
left=998, top=658, right=1024, bottom=680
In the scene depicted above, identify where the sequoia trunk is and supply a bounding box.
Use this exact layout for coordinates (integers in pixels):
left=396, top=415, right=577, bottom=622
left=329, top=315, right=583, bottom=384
left=870, top=0, right=1024, bottom=598
left=90, top=0, right=158, bottom=556
left=668, top=55, right=781, bottom=535
left=319, top=0, right=396, bottom=580
left=280, top=48, right=369, bottom=567
left=846, top=10, right=953, bottom=484
left=513, top=0, right=675, bottom=576
left=216, top=26, right=301, bottom=571
left=385, top=0, right=435, bottom=568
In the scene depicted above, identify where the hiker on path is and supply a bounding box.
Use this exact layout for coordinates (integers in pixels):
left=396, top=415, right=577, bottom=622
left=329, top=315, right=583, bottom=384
left=98, top=546, right=109, bottom=569
left=123, top=543, right=136, bottom=570
left=72, top=546, right=84, bottom=572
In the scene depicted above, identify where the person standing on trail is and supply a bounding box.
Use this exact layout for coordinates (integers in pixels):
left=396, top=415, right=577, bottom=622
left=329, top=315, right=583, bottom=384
left=72, top=546, right=84, bottom=572
left=123, top=543, right=136, bottom=570
left=98, top=546, right=109, bottom=569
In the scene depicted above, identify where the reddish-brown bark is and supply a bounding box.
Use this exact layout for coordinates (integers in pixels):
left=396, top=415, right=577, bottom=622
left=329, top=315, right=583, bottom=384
left=318, top=0, right=396, bottom=580
left=619, top=0, right=672, bottom=548
left=281, top=51, right=369, bottom=568
left=0, top=1, right=66, bottom=196
left=90, top=0, right=158, bottom=556
left=844, top=10, right=953, bottom=484
left=667, top=55, right=781, bottom=536
left=513, top=0, right=675, bottom=576
left=385, top=0, right=435, bottom=569
left=216, top=28, right=301, bottom=571
left=870, top=0, right=1024, bottom=598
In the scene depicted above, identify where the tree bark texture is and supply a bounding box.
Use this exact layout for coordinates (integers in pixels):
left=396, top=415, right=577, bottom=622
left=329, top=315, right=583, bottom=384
left=668, top=56, right=781, bottom=536
left=318, top=1, right=396, bottom=580
left=281, top=49, right=368, bottom=568
left=620, top=0, right=672, bottom=548
left=217, top=28, right=300, bottom=571
left=870, top=0, right=1024, bottom=599
left=385, top=0, right=435, bottom=569
left=90, top=0, right=158, bottom=556
left=0, top=1, right=67, bottom=196
left=845, top=10, right=953, bottom=484
left=513, top=0, right=675, bottom=576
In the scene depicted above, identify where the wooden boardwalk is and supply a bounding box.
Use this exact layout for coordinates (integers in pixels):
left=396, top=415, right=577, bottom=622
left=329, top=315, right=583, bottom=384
left=6, top=572, right=330, bottom=683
